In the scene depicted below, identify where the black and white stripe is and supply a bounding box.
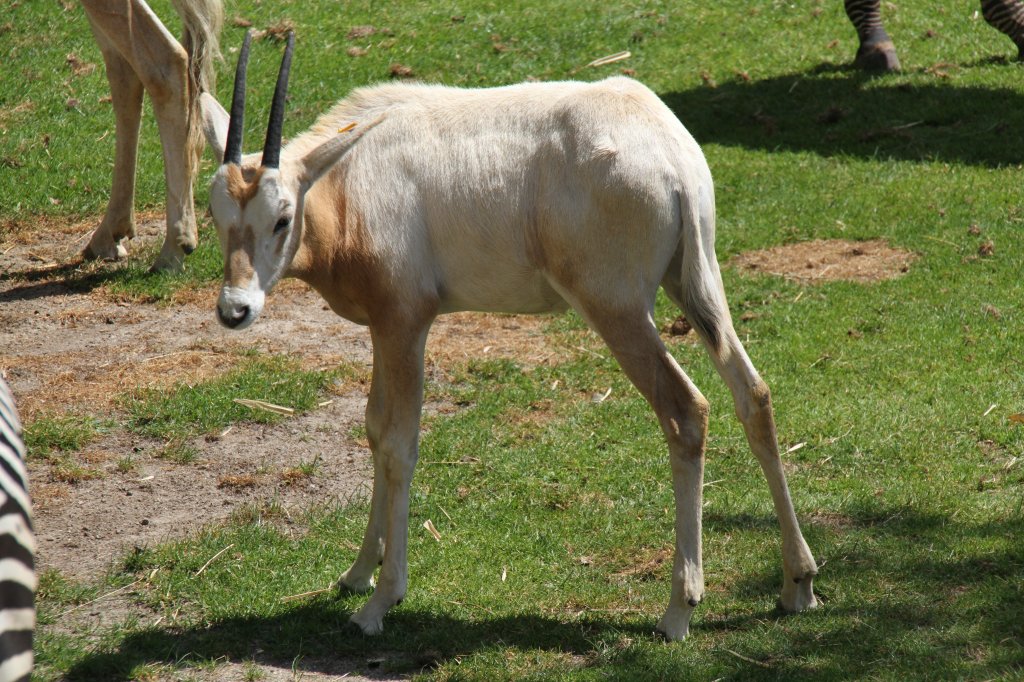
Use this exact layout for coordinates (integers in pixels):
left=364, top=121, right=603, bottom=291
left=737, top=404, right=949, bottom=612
left=981, top=0, right=1024, bottom=54
left=843, top=0, right=885, bottom=42
left=0, top=379, right=33, bottom=682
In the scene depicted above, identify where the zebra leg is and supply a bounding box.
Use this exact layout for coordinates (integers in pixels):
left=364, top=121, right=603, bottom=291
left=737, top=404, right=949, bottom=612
left=844, top=0, right=901, bottom=71
left=981, top=0, right=1024, bottom=59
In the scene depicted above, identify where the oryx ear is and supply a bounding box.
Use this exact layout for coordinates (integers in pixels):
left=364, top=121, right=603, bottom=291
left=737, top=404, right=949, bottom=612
left=297, top=118, right=385, bottom=192
left=200, top=92, right=230, bottom=162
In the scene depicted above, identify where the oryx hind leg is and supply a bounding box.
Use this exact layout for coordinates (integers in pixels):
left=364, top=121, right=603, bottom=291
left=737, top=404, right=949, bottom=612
left=662, top=239, right=818, bottom=612
left=683, top=304, right=819, bottom=612
left=566, top=289, right=710, bottom=641
left=714, top=332, right=817, bottom=610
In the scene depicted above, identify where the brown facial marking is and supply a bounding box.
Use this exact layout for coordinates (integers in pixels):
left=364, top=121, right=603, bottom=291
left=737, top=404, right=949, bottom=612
left=226, top=164, right=266, bottom=209
left=225, top=224, right=256, bottom=287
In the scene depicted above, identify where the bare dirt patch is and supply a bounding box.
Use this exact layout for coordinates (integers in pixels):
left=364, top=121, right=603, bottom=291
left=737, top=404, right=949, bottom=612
left=730, top=238, right=917, bottom=283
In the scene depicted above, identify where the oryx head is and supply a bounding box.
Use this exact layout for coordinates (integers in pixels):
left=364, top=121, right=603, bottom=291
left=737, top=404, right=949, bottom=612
left=201, top=32, right=377, bottom=330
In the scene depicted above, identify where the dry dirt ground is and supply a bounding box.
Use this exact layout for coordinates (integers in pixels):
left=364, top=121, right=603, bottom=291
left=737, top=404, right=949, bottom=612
left=0, top=215, right=914, bottom=680
left=729, top=237, right=917, bottom=283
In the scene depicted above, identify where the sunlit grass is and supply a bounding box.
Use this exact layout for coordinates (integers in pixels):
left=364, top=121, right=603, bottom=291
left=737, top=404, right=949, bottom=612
left=123, top=355, right=332, bottom=440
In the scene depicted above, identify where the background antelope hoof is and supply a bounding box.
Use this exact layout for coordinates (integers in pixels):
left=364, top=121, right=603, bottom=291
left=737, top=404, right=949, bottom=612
left=82, top=235, right=128, bottom=262
left=149, top=243, right=188, bottom=273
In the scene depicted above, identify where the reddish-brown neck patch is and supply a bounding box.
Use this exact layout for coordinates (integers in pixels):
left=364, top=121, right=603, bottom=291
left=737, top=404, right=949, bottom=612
left=226, top=164, right=266, bottom=209
left=286, top=182, right=384, bottom=324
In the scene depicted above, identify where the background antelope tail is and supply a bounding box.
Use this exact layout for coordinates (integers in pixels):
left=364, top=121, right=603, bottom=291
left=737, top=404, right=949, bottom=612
left=170, top=0, right=225, bottom=173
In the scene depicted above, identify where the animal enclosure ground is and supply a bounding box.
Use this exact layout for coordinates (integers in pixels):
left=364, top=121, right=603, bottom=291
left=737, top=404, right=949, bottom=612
left=6, top=0, right=1024, bottom=679
left=8, top=211, right=1023, bottom=682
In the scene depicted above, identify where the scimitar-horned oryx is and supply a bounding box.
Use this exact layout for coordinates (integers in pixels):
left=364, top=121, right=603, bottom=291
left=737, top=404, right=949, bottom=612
left=199, top=32, right=819, bottom=640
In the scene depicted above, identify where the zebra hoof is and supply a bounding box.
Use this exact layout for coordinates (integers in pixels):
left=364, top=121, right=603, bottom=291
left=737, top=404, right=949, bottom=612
left=854, top=40, right=901, bottom=72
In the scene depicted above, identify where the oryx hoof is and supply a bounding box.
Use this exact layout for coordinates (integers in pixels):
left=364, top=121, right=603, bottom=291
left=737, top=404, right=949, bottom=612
left=350, top=610, right=385, bottom=636
left=82, top=237, right=128, bottom=262
left=655, top=603, right=694, bottom=642
left=779, top=572, right=818, bottom=613
left=350, top=595, right=396, bottom=636
left=337, top=570, right=375, bottom=595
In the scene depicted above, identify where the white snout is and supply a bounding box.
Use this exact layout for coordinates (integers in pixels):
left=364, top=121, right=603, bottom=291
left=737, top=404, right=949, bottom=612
left=217, top=284, right=265, bottom=330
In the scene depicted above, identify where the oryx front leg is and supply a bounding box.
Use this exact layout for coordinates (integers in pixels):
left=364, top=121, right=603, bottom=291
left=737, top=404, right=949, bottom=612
left=82, top=16, right=144, bottom=262
left=337, top=384, right=391, bottom=594
left=707, top=329, right=818, bottom=612
left=346, top=320, right=430, bottom=636
left=583, top=307, right=708, bottom=641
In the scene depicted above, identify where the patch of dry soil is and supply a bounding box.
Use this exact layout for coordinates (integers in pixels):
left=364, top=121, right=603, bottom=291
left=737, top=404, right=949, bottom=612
left=730, top=238, right=917, bottom=283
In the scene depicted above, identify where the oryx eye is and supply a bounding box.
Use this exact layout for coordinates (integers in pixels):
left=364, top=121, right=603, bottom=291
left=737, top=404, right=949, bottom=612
left=274, top=217, right=291, bottom=234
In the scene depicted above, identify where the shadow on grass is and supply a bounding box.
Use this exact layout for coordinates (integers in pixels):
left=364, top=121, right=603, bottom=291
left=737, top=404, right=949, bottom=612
left=0, top=261, right=172, bottom=304
left=0, top=254, right=220, bottom=305
left=0, top=259, right=134, bottom=302
left=0, top=225, right=221, bottom=303
left=716, top=503, right=1024, bottom=680
left=662, top=61, right=1024, bottom=167
left=64, top=601, right=691, bottom=680
left=62, top=504, right=1023, bottom=681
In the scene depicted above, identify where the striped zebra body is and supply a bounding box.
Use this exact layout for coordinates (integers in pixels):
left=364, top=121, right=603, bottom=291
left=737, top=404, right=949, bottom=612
left=844, top=0, right=1024, bottom=70
left=981, top=0, right=1024, bottom=50
left=0, top=380, right=33, bottom=682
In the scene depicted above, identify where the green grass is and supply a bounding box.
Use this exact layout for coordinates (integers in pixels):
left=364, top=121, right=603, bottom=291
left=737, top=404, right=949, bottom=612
left=294, top=454, right=322, bottom=477
left=155, top=439, right=201, bottom=465
left=12, top=0, right=1024, bottom=679
left=24, top=414, right=107, bottom=459
left=86, top=223, right=224, bottom=302
left=123, top=355, right=331, bottom=440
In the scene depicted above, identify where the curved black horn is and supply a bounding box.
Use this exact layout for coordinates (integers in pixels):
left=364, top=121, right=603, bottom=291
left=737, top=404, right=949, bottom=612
left=224, top=31, right=253, bottom=165
left=261, top=32, right=295, bottom=169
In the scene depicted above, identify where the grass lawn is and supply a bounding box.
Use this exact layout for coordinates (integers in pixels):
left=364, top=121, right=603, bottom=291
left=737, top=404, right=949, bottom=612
left=5, top=0, right=1023, bottom=679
